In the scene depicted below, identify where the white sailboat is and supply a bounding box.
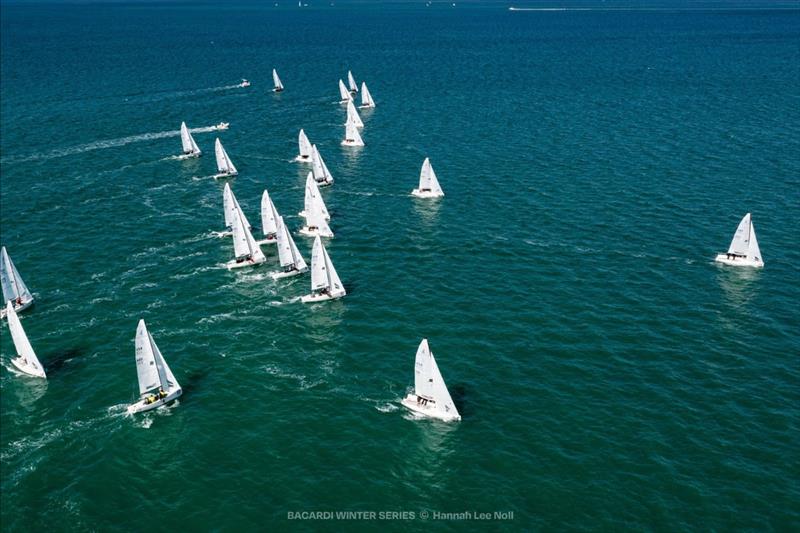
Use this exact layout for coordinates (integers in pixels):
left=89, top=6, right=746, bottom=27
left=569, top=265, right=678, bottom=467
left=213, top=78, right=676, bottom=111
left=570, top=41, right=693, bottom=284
left=359, top=82, right=375, bottom=109
left=295, top=129, right=313, bottom=162
left=346, top=100, right=364, bottom=128
left=347, top=70, right=359, bottom=93
left=219, top=183, right=253, bottom=237
left=299, top=199, right=334, bottom=238
left=5, top=302, right=46, bottom=378
left=715, top=213, right=764, bottom=268
left=0, top=247, right=34, bottom=319
left=126, top=320, right=182, bottom=414
left=214, top=138, right=238, bottom=178
left=180, top=122, right=202, bottom=158
left=272, top=68, right=284, bottom=92
left=272, top=216, right=309, bottom=279
left=341, top=120, right=365, bottom=147
left=226, top=201, right=267, bottom=269
left=338, top=79, right=352, bottom=103
left=401, top=339, right=460, bottom=422
left=412, top=157, right=444, bottom=198
left=310, top=145, right=334, bottom=186
left=256, top=189, right=280, bottom=245
left=301, top=236, right=345, bottom=302
left=298, top=172, right=331, bottom=221
left=240, top=79, right=251, bottom=87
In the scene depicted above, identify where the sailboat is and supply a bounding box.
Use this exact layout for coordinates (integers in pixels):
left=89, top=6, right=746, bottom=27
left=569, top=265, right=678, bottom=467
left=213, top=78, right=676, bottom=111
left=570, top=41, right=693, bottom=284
left=272, top=68, right=284, bottom=92
left=0, top=247, right=34, bottom=319
left=411, top=157, right=444, bottom=198
left=347, top=70, right=359, bottom=94
left=715, top=213, right=764, bottom=268
left=180, top=122, right=202, bottom=158
left=338, top=79, right=352, bottom=104
left=256, top=189, right=280, bottom=245
left=359, top=82, right=375, bottom=109
left=295, top=129, right=313, bottom=163
left=298, top=172, right=331, bottom=221
left=400, top=339, right=460, bottom=421
left=299, top=199, right=334, bottom=238
left=226, top=200, right=267, bottom=269
left=341, top=120, right=365, bottom=147
left=126, top=320, right=182, bottom=414
left=5, top=302, right=46, bottom=378
left=240, top=79, right=251, bottom=88
left=346, top=100, right=364, bottom=128
left=219, top=183, right=253, bottom=237
left=311, top=145, right=334, bottom=186
left=214, top=138, right=238, bottom=178
left=272, top=216, right=309, bottom=279
left=301, top=236, right=346, bottom=302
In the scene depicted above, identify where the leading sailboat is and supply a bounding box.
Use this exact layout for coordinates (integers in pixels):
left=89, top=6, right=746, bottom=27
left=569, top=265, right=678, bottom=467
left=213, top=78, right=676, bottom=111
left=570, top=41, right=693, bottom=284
left=180, top=122, right=202, bottom=158
left=301, top=236, right=345, bottom=302
left=272, top=216, right=308, bottom=279
left=400, top=339, right=460, bottom=422
left=226, top=200, right=267, bottom=269
left=715, top=213, right=764, bottom=268
left=0, top=247, right=34, bottom=319
left=5, top=302, right=46, bottom=378
left=411, top=157, right=444, bottom=198
left=214, top=138, right=238, bottom=178
left=127, top=319, right=181, bottom=414
left=272, top=68, right=284, bottom=92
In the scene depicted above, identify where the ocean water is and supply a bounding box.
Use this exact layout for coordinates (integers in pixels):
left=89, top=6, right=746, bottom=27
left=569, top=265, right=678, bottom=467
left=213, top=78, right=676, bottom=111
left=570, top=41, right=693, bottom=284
left=1, top=2, right=798, bottom=530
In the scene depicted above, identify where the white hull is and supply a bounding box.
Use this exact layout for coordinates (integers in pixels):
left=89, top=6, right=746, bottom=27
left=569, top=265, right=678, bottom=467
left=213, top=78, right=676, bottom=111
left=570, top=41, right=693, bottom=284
left=127, top=389, right=182, bottom=414
left=273, top=88, right=284, bottom=93
left=213, top=171, right=237, bottom=180
left=299, top=227, right=333, bottom=238
left=412, top=189, right=444, bottom=199
left=401, top=394, right=460, bottom=422
left=214, top=230, right=233, bottom=238
left=271, top=267, right=307, bottom=280
left=215, top=122, right=230, bottom=130
left=714, top=254, right=764, bottom=268
left=301, top=291, right=344, bottom=303
left=294, top=155, right=312, bottom=163
left=316, top=179, right=333, bottom=187
left=341, top=140, right=364, bottom=147
left=225, top=256, right=267, bottom=270
left=180, top=152, right=201, bottom=159
left=0, top=299, right=33, bottom=320
left=358, top=104, right=375, bottom=110
left=256, top=236, right=278, bottom=246
left=10, top=356, right=46, bottom=378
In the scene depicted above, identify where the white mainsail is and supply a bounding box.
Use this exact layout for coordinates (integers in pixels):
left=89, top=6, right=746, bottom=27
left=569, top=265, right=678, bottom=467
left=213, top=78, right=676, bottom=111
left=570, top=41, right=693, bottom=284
left=727, top=213, right=760, bottom=259
left=6, top=302, right=46, bottom=378
left=310, top=236, right=345, bottom=297
left=346, top=100, right=364, bottom=128
left=338, top=79, right=352, bottom=103
left=260, top=189, right=279, bottom=238
left=418, top=157, right=444, bottom=195
left=311, top=145, right=334, bottom=185
left=223, top=184, right=252, bottom=232
left=0, top=247, right=33, bottom=309
left=347, top=70, right=358, bottom=93
left=232, top=203, right=266, bottom=262
left=135, top=319, right=179, bottom=396
left=413, top=339, right=459, bottom=419
left=276, top=216, right=307, bottom=271
left=297, top=129, right=312, bottom=161
left=272, top=68, right=284, bottom=91
left=180, top=122, right=201, bottom=156
left=360, top=82, right=375, bottom=108
left=342, top=120, right=364, bottom=147
left=214, top=138, right=238, bottom=176
left=304, top=172, right=330, bottom=220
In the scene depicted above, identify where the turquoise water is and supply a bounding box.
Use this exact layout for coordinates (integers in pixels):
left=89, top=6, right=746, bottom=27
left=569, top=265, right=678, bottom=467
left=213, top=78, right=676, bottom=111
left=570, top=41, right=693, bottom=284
left=1, top=2, right=799, bottom=530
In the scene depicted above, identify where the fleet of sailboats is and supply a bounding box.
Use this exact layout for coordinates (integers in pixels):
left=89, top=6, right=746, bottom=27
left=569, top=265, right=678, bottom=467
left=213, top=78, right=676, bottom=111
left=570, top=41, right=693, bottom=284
left=412, top=157, right=444, bottom=198
left=400, top=339, right=460, bottom=422
left=0, top=247, right=34, bottom=320
left=214, top=138, right=238, bottom=178
left=180, top=121, right=202, bottom=158
left=301, top=236, right=345, bottom=303
left=127, top=320, right=182, bottom=414
left=5, top=302, right=46, bottom=378
left=715, top=213, right=764, bottom=268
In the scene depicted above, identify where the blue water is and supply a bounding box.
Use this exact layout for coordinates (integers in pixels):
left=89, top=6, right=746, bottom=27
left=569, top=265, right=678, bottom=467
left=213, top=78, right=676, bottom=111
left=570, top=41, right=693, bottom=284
left=1, top=2, right=798, bottom=530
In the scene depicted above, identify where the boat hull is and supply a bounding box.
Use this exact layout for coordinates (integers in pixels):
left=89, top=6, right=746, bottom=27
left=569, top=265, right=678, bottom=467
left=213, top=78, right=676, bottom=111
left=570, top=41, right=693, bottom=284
left=215, top=123, right=230, bottom=130
left=0, top=299, right=33, bottom=320
left=225, top=256, right=267, bottom=270
left=299, top=227, right=334, bottom=238
left=412, top=189, right=444, bottom=199
left=294, top=155, right=312, bottom=163
left=714, top=254, right=764, bottom=268
left=10, top=356, right=46, bottom=378
left=358, top=104, right=375, bottom=109
left=213, top=172, right=237, bottom=180
left=127, top=389, right=182, bottom=415
left=256, top=236, right=278, bottom=246
left=401, top=394, right=460, bottom=422
left=271, top=267, right=307, bottom=280
left=301, top=291, right=345, bottom=303
left=341, top=140, right=364, bottom=147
